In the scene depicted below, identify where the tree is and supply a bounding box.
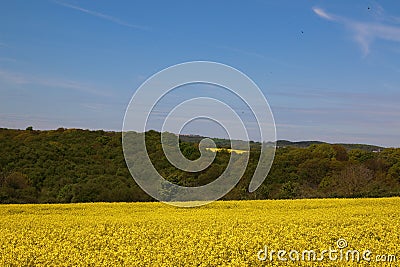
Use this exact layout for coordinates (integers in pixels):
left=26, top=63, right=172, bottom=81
left=298, top=158, right=331, bottom=187
left=4, top=172, right=29, bottom=189
left=335, top=164, right=374, bottom=197
left=332, top=145, right=349, bottom=161
left=310, top=144, right=336, bottom=159
left=348, top=149, right=375, bottom=163
left=387, top=163, right=400, bottom=182
left=278, top=181, right=299, bottom=199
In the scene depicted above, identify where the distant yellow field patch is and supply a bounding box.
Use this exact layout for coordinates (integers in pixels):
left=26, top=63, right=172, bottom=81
left=206, top=147, right=248, bottom=154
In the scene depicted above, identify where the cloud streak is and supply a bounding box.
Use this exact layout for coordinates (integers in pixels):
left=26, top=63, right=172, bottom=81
left=216, top=45, right=266, bottom=59
left=54, top=1, right=149, bottom=31
left=0, top=57, right=17, bottom=63
left=0, top=69, right=111, bottom=97
left=0, top=42, right=10, bottom=48
left=312, top=8, right=334, bottom=21
left=312, top=6, right=400, bottom=55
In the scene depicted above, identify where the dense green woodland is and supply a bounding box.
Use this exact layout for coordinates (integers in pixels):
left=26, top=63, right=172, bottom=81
left=0, top=128, right=399, bottom=203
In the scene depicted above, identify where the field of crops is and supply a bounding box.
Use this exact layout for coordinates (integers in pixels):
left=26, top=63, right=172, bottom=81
left=0, top=198, right=399, bottom=266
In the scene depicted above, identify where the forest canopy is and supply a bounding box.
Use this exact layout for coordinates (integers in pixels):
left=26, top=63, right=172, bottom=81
left=0, top=128, right=399, bottom=203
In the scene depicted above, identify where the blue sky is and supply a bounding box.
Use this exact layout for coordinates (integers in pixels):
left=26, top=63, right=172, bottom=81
left=1, top=1, right=400, bottom=147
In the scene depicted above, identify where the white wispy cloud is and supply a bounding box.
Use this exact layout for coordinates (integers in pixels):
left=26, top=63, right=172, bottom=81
left=215, top=45, right=302, bottom=70
left=0, top=57, right=17, bottom=63
left=312, top=6, right=400, bottom=55
left=0, top=42, right=10, bottom=48
left=0, top=69, right=27, bottom=84
left=0, top=112, right=96, bottom=130
left=54, top=1, right=149, bottom=31
left=80, top=102, right=110, bottom=111
left=312, top=8, right=334, bottom=21
left=216, top=45, right=265, bottom=59
left=0, top=69, right=111, bottom=97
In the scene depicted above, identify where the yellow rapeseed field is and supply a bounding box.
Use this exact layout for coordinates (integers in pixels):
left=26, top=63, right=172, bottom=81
left=206, top=148, right=248, bottom=154
left=0, top=198, right=399, bottom=266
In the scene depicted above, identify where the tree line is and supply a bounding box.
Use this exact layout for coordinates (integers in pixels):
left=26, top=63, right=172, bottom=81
left=0, top=128, right=399, bottom=203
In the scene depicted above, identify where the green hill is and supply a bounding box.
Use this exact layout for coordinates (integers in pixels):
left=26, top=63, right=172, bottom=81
left=180, top=135, right=384, bottom=152
left=0, top=128, right=399, bottom=203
